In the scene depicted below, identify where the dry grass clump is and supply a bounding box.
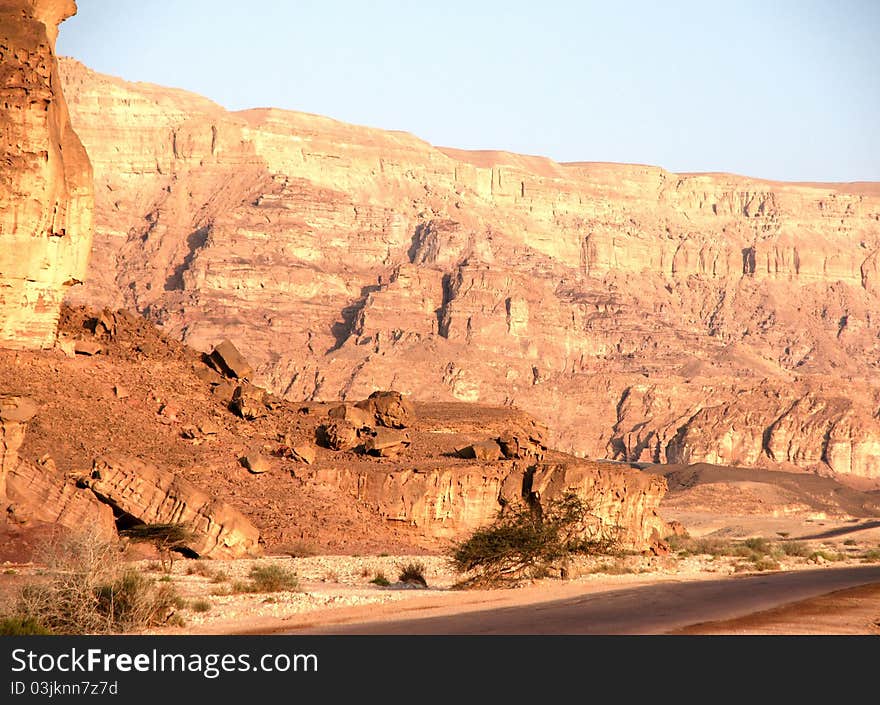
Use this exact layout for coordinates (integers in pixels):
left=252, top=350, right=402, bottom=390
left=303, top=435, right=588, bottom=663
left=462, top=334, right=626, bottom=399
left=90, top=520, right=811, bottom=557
left=5, top=530, right=184, bottom=634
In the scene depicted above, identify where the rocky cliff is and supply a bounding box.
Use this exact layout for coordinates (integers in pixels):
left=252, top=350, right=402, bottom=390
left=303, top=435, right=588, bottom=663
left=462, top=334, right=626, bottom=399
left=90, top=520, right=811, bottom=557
left=58, top=59, right=880, bottom=483
left=0, top=1, right=93, bottom=349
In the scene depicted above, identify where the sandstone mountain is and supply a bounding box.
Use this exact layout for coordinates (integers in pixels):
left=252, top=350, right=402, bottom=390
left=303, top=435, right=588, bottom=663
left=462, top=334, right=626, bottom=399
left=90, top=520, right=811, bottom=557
left=0, top=1, right=93, bottom=349
left=57, top=59, right=880, bottom=483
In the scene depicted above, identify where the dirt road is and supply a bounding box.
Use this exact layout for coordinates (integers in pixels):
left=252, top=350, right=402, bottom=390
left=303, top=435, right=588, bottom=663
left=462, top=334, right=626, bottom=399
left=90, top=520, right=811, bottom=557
left=294, top=565, right=880, bottom=634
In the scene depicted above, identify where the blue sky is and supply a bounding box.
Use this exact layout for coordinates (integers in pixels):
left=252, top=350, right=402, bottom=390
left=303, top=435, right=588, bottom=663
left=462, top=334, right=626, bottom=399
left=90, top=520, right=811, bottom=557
left=58, top=1, right=879, bottom=182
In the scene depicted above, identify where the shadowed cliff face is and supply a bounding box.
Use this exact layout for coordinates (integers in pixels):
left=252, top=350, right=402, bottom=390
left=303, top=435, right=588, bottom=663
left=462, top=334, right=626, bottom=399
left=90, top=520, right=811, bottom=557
left=0, top=0, right=93, bottom=349
left=59, top=58, right=880, bottom=481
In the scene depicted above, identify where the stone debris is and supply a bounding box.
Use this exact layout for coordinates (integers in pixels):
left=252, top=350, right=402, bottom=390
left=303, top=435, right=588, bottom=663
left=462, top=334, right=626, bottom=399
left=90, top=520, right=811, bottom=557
left=113, top=384, right=129, bottom=399
left=364, top=428, right=411, bottom=458
left=208, top=339, right=253, bottom=380
left=0, top=396, right=38, bottom=424
left=231, top=383, right=266, bottom=420
left=241, top=453, right=272, bottom=474
left=355, top=390, right=415, bottom=429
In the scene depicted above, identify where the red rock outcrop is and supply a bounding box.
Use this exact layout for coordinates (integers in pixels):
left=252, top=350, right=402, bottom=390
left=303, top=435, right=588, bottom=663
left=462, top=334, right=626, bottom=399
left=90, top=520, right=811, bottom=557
left=0, top=1, right=93, bottom=349
left=85, top=455, right=262, bottom=558
left=1, top=395, right=114, bottom=538
left=302, top=456, right=666, bottom=550
left=57, top=60, right=880, bottom=483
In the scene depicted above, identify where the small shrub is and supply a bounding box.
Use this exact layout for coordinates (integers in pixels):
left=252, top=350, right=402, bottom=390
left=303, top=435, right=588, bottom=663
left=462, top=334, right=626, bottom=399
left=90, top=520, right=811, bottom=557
left=860, top=549, right=880, bottom=562
left=0, top=616, right=54, bottom=635
left=3, top=569, right=17, bottom=575
left=283, top=541, right=318, bottom=558
left=809, top=550, right=845, bottom=563
left=751, top=556, right=781, bottom=572
left=248, top=564, right=300, bottom=592
left=777, top=541, right=810, bottom=558
left=189, top=600, right=211, bottom=613
left=742, top=537, right=772, bottom=555
left=843, top=539, right=857, bottom=546
left=370, top=572, right=390, bottom=587
left=397, top=562, right=428, bottom=587
left=210, top=570, right=228, bottom=584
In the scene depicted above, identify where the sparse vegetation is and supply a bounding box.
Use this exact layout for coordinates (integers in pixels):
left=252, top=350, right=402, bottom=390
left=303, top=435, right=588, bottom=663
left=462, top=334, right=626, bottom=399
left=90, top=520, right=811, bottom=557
left=370, top=571, right=390, bottom=587
left=189, top=599, right=212, bottom=613
left=120, top=523, right=197, bottom=574
left=0, top=616, right=54, bottom=635
left=7, top=530, right=184, bottom=634
left=397, top=562, right=428, bottom=587
left=449, top=493, right=620, bottom=588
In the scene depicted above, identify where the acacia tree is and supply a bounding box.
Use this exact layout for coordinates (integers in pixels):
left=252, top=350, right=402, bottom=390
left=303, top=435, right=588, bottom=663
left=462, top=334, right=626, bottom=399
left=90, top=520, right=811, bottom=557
left=449, top=492, right=620, bottom=587
left=120, top=523, right=197, bottom=573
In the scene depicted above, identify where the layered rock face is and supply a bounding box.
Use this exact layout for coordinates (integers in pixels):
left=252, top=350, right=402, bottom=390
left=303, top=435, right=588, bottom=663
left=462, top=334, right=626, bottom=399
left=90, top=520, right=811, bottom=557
left=305, top=457, right=667, bottom=549
left=1, top=395, right=115, bottom=538
left=0, top=1, right=93, bottom=349
left=59, top=60, right=880, bottom=482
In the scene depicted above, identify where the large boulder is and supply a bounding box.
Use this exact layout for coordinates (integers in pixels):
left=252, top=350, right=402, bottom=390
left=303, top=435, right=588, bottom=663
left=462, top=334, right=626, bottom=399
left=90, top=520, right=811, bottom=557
left=84, top=455, right=262, bottom=558
left=317, top=420, right=360, bottom=451
left=328, top=403, right=373, bottom=428
left=364, top=428, right=411, bottom=458
left=208, top=339, right=253, bottom=380
left=231, top=383, right=266, bottom=420
left=355, top=391, right=415, bottom=429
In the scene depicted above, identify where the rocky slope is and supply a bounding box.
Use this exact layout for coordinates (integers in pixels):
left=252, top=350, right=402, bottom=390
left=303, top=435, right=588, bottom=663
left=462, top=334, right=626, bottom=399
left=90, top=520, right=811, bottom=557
left=0, top=1, right=93, bottom=349
left=0, top=305, right=668, bottom=558
left=58, top=59, right=880, bottom=483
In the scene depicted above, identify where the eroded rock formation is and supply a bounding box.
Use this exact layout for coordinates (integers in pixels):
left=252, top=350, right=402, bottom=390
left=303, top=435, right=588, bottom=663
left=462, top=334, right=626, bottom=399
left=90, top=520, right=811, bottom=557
left=58, top=59, right=880, bottom=482
left=303, top=456, right=667, bottom=549
left=85, top=455, right=262, bottom=558
left=1, top=395, right=114, bottom=538
left=0, top=1, right=93, bottom=349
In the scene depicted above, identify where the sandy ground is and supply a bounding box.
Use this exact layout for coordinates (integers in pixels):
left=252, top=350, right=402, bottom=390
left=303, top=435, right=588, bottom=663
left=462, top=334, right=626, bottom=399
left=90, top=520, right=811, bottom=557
left=3, top=502, right=880, bottom=635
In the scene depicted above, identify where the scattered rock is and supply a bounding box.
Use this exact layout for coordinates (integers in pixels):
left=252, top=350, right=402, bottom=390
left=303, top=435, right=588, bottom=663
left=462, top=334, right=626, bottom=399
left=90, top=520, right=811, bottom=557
left=364, top=428, right=411, bottom=458
left=113, top=384, right=129, bottom=399
left=328, top=403, right=373, bottom=428
left=355, top=390, right=415, bottom=429
left=231, top=383, right=266, bottom=420
left=241, top=453, right=273, bottom=474
left=208, top=339, right=253, bottom=380
left=92, top=309, right=117, bottom=338
left=318, top=420, right=360, bottom=451
left=198, top=420, right=220, bottom=436
left=289, top=444, right=316, bottom=464
left=456, top=440, right=503, bottom=461
left=74, top=340, right=103, bottom=356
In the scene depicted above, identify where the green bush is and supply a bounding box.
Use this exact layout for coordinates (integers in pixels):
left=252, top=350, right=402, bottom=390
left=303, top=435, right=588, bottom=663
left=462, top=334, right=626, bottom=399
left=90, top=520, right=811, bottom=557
left=189, top=600, right=212, bottom=613
left=0, top=617, right=54, bottom=635
left=397, top=562, right=428, bottom=587
left=228, top=564, right=300, bottom=594
left=449, top=492, right=619, bottom=587
left=370, top=572, right=390, bottom=587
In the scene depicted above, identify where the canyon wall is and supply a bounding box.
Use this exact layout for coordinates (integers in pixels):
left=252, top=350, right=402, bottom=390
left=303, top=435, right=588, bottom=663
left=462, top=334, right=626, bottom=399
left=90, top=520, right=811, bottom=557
left=59, top=59, right=880, bottom=482
left=0, top=1, right=93, bottom=349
